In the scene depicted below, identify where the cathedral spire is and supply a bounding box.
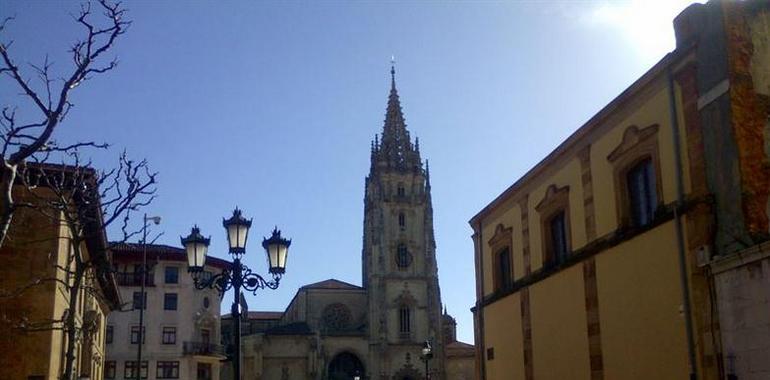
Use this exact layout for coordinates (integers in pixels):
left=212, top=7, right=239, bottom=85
left=374, top=61, right=421, bottom=173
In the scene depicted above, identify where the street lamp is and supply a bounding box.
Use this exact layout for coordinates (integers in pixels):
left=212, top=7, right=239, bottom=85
left=136, top=214, right=161, bottom=380
left=421, top=340, right=433, bottom=380
left=181, top=208, right=291, bottom=380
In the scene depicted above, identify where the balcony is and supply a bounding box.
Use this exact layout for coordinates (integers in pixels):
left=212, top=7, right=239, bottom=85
left=183, top=341, right=225, bottom=357
left=115, top=272, right=154, bottom=287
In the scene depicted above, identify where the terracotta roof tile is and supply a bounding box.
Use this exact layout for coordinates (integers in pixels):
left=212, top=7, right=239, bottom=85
left=110, top=242, right=231, bottom=270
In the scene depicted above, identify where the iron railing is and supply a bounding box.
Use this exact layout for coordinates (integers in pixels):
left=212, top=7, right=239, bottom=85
left=183, top=341, right=224, bottom=356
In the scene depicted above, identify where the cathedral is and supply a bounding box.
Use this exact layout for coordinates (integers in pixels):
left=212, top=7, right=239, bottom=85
left=223, top=67, right=474, bottom=380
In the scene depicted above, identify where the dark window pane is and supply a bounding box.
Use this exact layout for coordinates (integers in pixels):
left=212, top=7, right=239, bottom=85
left=550, top=212, right=568, bottom=263
left=497, top=248, right=512, bottom=290
left=164, top=293, right=178, bottom=310
left=399, top=307, right=411, bottom=333
left=627, top=159, right=657, bottom=226
left=132, top=292, right=146, bottom=310
left=106, top=325, right=113, bottom=344
left=164, top=267, right=179, bottom=284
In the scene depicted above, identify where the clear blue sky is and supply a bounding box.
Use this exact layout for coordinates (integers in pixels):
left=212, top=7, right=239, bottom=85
left=2, top=0, right=700, bottom=344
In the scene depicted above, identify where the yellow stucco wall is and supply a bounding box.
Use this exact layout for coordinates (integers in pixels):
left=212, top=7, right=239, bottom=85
left=530, top=265, right=590, bottom=380
left=483, top=293, right=524, bottom=380
left=596, top=220, right=689, bottom=379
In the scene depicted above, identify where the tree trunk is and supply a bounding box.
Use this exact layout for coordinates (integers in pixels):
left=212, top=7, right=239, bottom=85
left=0, top=160, right=17, bottom=249
left=61, top=248, right=85, bottom=380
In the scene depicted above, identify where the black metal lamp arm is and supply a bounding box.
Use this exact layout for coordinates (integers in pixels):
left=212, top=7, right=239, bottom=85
left=192, top=264, right=280, bottom=298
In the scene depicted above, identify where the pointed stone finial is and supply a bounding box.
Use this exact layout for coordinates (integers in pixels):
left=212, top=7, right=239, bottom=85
left=390, top=55, right=396, bottom=90
left=415, top=136, right=420, bottom=153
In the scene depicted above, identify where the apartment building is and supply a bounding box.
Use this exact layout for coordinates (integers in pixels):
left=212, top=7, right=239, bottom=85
left=0, top=163, right=121, bottom=380
left=105, top=243, right=230, bottom=380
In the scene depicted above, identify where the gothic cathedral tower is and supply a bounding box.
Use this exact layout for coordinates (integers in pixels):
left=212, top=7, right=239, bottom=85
left=363, top=65, right=445, bottom=380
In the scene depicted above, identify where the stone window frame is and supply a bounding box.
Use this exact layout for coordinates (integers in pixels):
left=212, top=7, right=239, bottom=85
left=395, top=242, right=412, bottom=270
left=394, top=288, right=416, bottom=340
left=487, top=223, right=513, bottom=292
left=535, top=184, right=572, bottom=268
left=607, top=124, right=663, bottom=229
left=321, top=302, right=353, bottom=331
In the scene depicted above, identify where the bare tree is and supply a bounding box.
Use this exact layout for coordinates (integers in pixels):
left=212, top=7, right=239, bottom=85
left=0, top=0, right=130, bottom=248
left=1, top=149, right=156, bottom=380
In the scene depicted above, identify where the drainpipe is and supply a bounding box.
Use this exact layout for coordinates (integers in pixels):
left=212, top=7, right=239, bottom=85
left=667, top=67, right=698, bottom=380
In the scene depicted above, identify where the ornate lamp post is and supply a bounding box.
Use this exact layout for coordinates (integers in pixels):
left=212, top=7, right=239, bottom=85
left=421, top=340, right=433, bottom=380
left=181, top=208, right=290, bottom=380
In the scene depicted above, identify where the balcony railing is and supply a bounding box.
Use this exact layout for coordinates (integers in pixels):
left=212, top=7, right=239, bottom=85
left=183, top=341, right=224, bottom=357
left=115, top=272, right=154, bottom=287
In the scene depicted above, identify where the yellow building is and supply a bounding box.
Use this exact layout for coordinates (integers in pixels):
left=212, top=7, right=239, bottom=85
left=470, top=1, right=770, bottom=380
left=0, top=164, right=121, bottom=380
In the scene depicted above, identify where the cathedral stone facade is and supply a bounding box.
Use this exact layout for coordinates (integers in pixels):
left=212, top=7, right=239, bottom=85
left=223, top=67, right=473, bottom=380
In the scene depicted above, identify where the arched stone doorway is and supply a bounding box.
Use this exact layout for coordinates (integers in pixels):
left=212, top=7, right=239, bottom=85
left=328, top=352, right=365, bottom=380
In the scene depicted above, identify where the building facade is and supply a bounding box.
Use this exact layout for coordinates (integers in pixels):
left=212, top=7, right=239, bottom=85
left=222, top=67, right=473, bottom=380
left=470, top=1, right=770, bottom=380
left=105, top=243, right=230, bottom=380
left=0, top=165, right=121, bottom=380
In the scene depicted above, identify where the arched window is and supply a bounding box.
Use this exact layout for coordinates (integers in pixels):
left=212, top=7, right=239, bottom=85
left=607, top=124, right=662, bottom=229
left=399, top=306, right=411, bottom=335
left=398, top=212, right=406, bottom=230
left=396, top=244, right=411, bottom=269
left=397, top=183, right=406, bottom=197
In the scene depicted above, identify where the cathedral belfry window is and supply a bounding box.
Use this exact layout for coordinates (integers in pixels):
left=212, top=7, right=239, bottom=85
left=398, top=212, right=406, bottom=230
left=396, top=244, right=412, bottom=269
left=399, top=306, right=411, bottom=335
left=397, top=183, right=405, bottom=197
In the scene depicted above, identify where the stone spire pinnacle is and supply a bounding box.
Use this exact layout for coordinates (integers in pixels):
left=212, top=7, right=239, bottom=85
left=373, top=62, right=421, bottom=173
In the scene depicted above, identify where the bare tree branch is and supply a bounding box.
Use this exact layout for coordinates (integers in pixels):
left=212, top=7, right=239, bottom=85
left=0, top=0, right=130, bottom=249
